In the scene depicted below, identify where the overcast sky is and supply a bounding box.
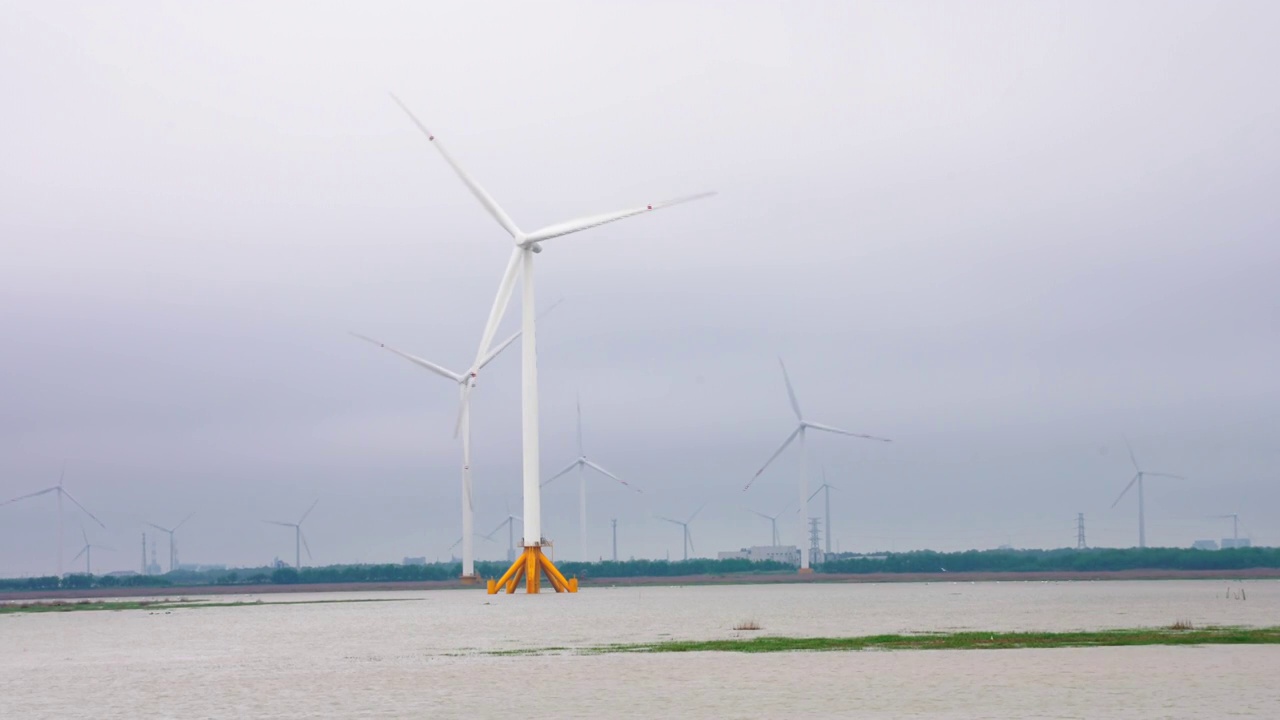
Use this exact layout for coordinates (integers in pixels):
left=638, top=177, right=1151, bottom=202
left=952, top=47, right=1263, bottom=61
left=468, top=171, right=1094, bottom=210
left=2, top=1, right=1277, bottom=576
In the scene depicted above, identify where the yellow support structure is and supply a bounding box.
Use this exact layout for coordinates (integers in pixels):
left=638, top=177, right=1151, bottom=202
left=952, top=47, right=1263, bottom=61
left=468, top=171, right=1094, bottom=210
left=486, top=545, right=578, bottom=594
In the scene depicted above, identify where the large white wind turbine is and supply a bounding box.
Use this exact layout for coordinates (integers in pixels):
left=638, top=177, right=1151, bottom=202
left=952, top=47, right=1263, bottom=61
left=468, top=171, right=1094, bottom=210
left=542, top=396, right=641, bottom=561
left=1110, top=439, right=1184, bottom=549
left=350, top=307, right=538, bottom=579
left=657, top=504, right=706, bottom=562
left=265, top=500, right=318, bottom=570
left=146, top=512, right=194, bottom=574
left=70, top=525, right=113, bottom=575
left=1, top=470, right=104, bottom=576
left=744, top=359, right=889, bottom=571
left=391, top=94, right=713, bottom=593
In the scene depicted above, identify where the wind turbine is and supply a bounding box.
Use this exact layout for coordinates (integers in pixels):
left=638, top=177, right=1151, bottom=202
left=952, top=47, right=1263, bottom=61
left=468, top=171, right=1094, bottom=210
left=1110, top=439, right=1184, bottom=548
left=265, top=500, right=318, bottom=570
left=350, top=301, right=543, bottom=580
left=1213, top=513, right=1241, bottom=547
left=70, top=525, right=113, bottom=575
left=744, top=358, right=889, bottom=570
left=542, top=396, right=641, bottom=561
left=1, top=469, right=104, bottom=576
left=657, top=504, right=705, bottom=561
left=146, top=512, right=194, bottom=574
left=391, top=94, right=713, bottom=593
left=484, top=509, right=523, bottom=564
left=750, top=509, right=785, bottom=546
left=807, top=468, right=838, bottom=555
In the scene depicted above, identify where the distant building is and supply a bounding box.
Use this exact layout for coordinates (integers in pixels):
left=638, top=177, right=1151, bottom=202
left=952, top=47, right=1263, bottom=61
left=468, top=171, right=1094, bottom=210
left=717, top=546, right=800, bottom=566
left=1221, top=538, right=1252, bottom=549
left=178, top=563, right=226, bottom=572
left=1192, top=540, right=1219, bottom=551
left=402, top=556, right=427, bottom=566
left=105, top=570, right=139, bottom=577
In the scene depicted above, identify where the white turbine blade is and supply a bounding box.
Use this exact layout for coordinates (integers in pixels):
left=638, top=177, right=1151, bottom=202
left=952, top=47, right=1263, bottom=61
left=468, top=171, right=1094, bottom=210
left=71, top=546, right=87, bottom=563
left=264, top=520, right=295, bottom=528
left=301, top=531, right=312, bottom=560
left=0, top=487, right=57, bottom=506
left=686, top=529, right=696, bottom=554
left=656, top=516, right=684, bottom=526
left=299, top=499, right=319, bottom=524
left=805, top=421, right=892, bottom=442
left=80, top=524, right=89, bottom=546
left=522, top=192, right=716, bottom=244
left=1111, top=473, right=1140, bottom=508
left=541, top=459, right=582, bottom=488
left=1124, top=436, right=1140, bottom=472
left=449, top=537, right=462, bottom=550
left=145, top=522, right=171, bottom=533
left=777, top=357, right=803, bottom=421
left=744, top=427, right=802, bottom=490
left=1144, top=472, right=1186, bottom=480
left=575, top=395, right=584, bottom=457
left=807, top=487, right=823, bottom=503
left=350, top=333, right=464, bottom=383
left=688, top=502, right=708, bottom=523
left=478, top=298, right=562, bottom=369
left=174, top=512, right=195, bottom=532
left=470, top=247, right=523, bottom=372
left=60, top=489, right=105, bottom=529
left=583, top=459, right=641, bottom=493
left=750, top=510, right=774, bottom=521
left=389, top=94, right=521, bottom=239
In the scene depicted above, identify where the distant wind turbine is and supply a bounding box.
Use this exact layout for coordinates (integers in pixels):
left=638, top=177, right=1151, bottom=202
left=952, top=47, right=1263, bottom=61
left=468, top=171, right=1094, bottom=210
left=657, top=504, right=706, bottom=561
left=70, top=525, right=113, bottom=575
left=484, top=508, right=523, bottom=564
left=146, top=512, right=195, bottom=574
left=807, top=468, right=838, bottom=555
left=1110, top=439, right=1184, bottom=548
left=265, top=500, right=318, bottom=570
left=750, top=508, right=785, bottom=547
left=745, top=359, right=889, bottom=570
left=1213, top=513, right=1241, bottom=546
left=543, top=396, right=641, bottom=560
left=1, top=468, right=104, bottom=576
left=391, top=93, right=713, bottom=593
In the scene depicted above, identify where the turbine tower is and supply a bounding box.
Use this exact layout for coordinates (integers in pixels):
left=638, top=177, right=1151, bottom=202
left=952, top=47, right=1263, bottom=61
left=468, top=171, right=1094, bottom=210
left=391, top=94, right=713, bottom=594
left=351, top=307, right=535, bottom=580
left=657, top=504, right=705, bottom=561
left=543, top=396, right=641, bottom=561
left=1, top=470, right=104, bottom=576
left=745, top=359, right=889, bottom=571
left=70, top=525, right=113, bottom=575
left=807, top=469, right=838, bottom=554
left=265, top=500, right=317, bottom=570
left=1110, top=439, right=1183, bottom=548
left=146, top=512, right=194, bottom=574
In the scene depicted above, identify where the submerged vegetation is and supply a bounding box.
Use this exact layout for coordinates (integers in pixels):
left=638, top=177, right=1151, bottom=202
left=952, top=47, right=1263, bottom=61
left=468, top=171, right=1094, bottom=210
left=3, top=547, right=1277, bottom=594
left=562, top=626, right=1280, bottom=655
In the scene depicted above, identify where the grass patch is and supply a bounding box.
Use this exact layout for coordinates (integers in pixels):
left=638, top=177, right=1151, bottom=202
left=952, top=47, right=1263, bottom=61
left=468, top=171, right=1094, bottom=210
left=0, top=597, right=413, bottom=615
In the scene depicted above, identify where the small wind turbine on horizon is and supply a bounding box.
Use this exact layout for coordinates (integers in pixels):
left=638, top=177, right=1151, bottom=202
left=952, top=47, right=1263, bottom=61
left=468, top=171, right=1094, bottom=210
left=1, top=468, right=104, bottom=577
left=265, top=500, right=318, bottom=570
left=484, top=507, right=523, bottom=564
left=808, top=468, right=838, bottom=555
left=542, top=396, right=641, bottom=561
left=1212, top=513, right=1242, bottom=546
left=745, top=359, right=889, bottom=570
left=1110, top=439, right=1184, bottom=549
left=657, top=504, right=706, bottom=562
left=146, top=512, right=194, bottom=574
left=70, top=525, right=113, bottom=575
left=390, top=93, right=713, bottom=593
left=750, top=508, right=785, bottom=547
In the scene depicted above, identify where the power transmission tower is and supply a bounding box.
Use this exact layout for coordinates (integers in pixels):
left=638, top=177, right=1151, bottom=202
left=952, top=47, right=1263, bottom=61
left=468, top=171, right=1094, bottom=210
left=1076, top=513, right=1087, bottom=549
left=611, top=518, right=618, bottom=562
left=808, top=517, right=823, bottom=565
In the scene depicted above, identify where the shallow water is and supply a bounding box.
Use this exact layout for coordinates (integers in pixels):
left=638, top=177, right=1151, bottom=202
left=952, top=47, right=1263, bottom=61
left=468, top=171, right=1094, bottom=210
left=2, top=580, right=1277, bottom=718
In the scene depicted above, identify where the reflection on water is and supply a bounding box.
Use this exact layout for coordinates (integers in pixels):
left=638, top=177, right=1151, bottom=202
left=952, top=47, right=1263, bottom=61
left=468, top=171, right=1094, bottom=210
left=2, top=580, right=1277, bottom=718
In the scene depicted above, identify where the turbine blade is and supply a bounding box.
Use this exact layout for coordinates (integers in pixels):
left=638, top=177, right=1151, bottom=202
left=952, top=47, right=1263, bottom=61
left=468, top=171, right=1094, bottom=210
left=805, top=421, right=892, bottom=442
left=350, top=333, right=464, bottom=383
left=0, top=487, right=57, bottom=506
left=583, top=459, right=642, bottom=493
left=1124, top=436, right=1140, bottom=472
left=541, top=459, right=582, bottom=488
left=1143, top=472, right=1186, bottom=480
left=1111, top=473, right=1140, bottom=508
left=80, top=524, right=89, bottom=546
left=145, top=522, right=171, bottom=533
left=484, top=518, right=509, bottom=539
left=71, top=546, right=87, bottom=562
left=299, top=499, right=319, bottom=524
left=174, top=512, right=195, bottom=532
left=687, top=529, right=696, bottom=554
left=745, top=427, right=802, bottom=490
left=470, top=247, right=523, bottom=375
left=807, top=487, right=823, bottom=502
left=655, top=516, right=683, bottom=526
left=522, top=192, right=716, bottom=244
left=453, top=384, right=471, bottom=441
left=778, top=357, right=803, bottom=421
left=389, top=94, right=521, bottom=238
left=264, top=520, right=295, bottom=528
left=449, top=537, right=462, bottom=550
left=478, top=298, right=562, bottom=369
left=688, top=502, right=708, bottom=523
left=59, top=489, right=105, bottom=529
left=301, top=531, right=312, bottom=560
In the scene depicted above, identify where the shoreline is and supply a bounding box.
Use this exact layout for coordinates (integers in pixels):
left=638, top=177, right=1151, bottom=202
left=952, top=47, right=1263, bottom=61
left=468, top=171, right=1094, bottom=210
left=2, top=567, right=1276, bottom=602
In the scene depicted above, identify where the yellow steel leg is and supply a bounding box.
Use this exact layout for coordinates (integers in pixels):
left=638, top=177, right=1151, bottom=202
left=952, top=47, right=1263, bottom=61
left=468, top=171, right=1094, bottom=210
left=485, top=546, right=579, bottom=595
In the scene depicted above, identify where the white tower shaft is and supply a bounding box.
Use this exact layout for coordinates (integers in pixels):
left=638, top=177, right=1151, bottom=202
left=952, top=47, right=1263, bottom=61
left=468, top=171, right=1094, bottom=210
left=520, top=248, right=542, bottom=545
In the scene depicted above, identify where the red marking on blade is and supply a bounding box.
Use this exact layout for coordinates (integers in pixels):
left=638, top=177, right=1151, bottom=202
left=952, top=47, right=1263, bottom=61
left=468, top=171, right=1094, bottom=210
left=647, top=204, right=653, bottom=210
left=429, top=135, right=435, bottom=141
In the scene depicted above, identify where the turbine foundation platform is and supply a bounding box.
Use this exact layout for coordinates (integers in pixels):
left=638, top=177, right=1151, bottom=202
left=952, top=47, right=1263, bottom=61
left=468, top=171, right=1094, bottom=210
left=460, top=573, right=480, bottom=585
left=487, top=546, right=578, bottom=594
